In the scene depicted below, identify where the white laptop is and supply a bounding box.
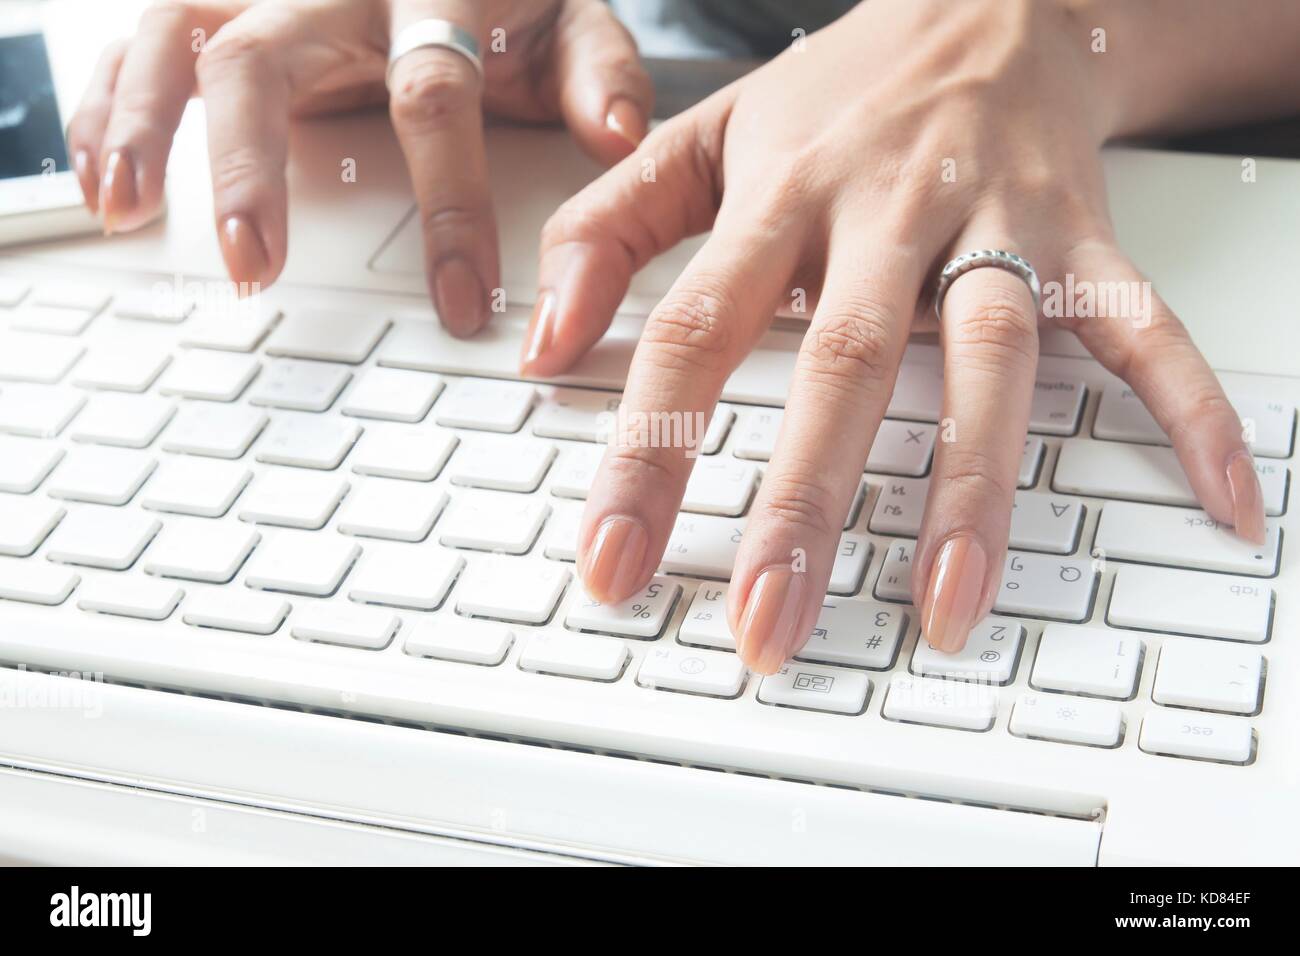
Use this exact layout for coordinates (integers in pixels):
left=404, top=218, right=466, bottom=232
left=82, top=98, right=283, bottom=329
left=0, top=16, right=1296, bottom=867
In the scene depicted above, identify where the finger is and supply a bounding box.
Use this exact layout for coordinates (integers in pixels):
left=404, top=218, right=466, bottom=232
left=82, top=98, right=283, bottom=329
left=578, top=216, right=805, bottom=604
left=1066, top=242, right=1266, bottom=543
left=520, top=90, right=734, bottom=379
left=727, top=237, right=924, bottom=674
left=551, top=0, right=653, bottom=162
left=388, top=0, right=496, bottom=337
left=97, top=1, right=235, bottom=234
left=193, top=6, right=297, bottom=291
left=66, top=39, right=127, bottom=214
left=913, top=260, right=1041, bottom=653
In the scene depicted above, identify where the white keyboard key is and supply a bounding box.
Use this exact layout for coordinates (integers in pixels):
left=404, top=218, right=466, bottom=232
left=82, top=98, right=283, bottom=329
left=434, top=377, right=536, bottom=432
left=1055, top=438, right=1286, bottom=516
left=882, top=674, right=997, bottom=731
left=637, top=645, right=746, bottom=697
left=248, top=359, right=351, bottom=412
left=292, top=602, right=399, bottom=650
left=243, top=531, right=360, bottom=596
left=348, top=543, right=462, bottom=610
left=336, top=478, right=448, bottom=541
left=542, top=500, right=583, bottom=561
left=797, top=598, right=906, bottom=669
left=1153, top=638, right=1262, bottom=715
left=1028, top=379, right=1086, bottom=435
left=0, top=557, right=78, bottom=604
left=682, top=457, right=757, bottom=516
left=520, top=630, right=628, bottom=681
left=1096, top=387, right=1295, bottom=459
left=342, top=367, right=443, bottom=422
left=994, top=551, right=1095, bottom=621
left=141, top=458, right=251, bottom=517
left=1009, top=492, right=1084, bottom=554
left=438, top=490, right=548, bottom=554
left=843, top=478, right=867, bottom=531
left=1108, top=564, right=1271, bottom=643
left=158, top=349, right=260, bottom=402
left=564, top=575, right=681, bottom=638
left=448, top=435, right=556, bottom=492
left=865, top=420, right=936, bottom=477
left=349, top=424, right=457, bottom=480
left=732, top=407, right=782, bottom=460
left=1018, top=438, right=1044, bottom=488
left=873, top=538, right=916, bottom=602
left=239, top=469, right=349, bottom=529
left=162, top=403, right=267, bottom=459
left=548, top=443, right=603, bottom=498
left=31, top=283, right=110, bottom=313
left=46, top=446, right=156, bottom=505
left=911, top=616, right=1024, bottom=684
left=405, top=617, right=512, bottom=665
left=181, top=300, right=279, bottom=352
left=0, top=277, right=30, bottom=307
left=1010, top=692, right=1123, bottom=747
left=12, top=304, right=96, bottom=335
left=759, top=662, right=871, bottom=715
left=869, top=477, right=930, bottom=537
left=77, top=575, right=183, bottom=620
left=532, top=387, right=619, bottom=442
left=0, top=332, right=84, bottom=383
left=143, top=519, right=260, bottom=583
left=45, top=508, right=161, bottom=570
left=455, top=556, right=569, bottom=623
left=1139, top=708, right=1254, bottom=764
left=0, top=496, right=64, bottom=557
left=0, top=436, right=63, bottom=493
left=701, top=403, right=735, bottom=455
left=1032, top=624, right=1142, bottom=699
left=0, top=384, right=85, bottom=437
left=885, top=361, right=943, bottom=421
left=69, top=393, right=175, bottom=448
left=829, top=533, right=872, bottom=595
left=1094, top=500, right=1280, bottom=576
left=183, top=589, right=289, bottom=635
left=677, top=584, right=733, bottom=649
left=661, top=513, right=744, bottom=578
left=256, top=413, right=360, bottom=469
left=264, top=309, right=390, bottom=364
left=112, top=286, right=193, bottom=323
left=72, top=345, right=170, bottom=392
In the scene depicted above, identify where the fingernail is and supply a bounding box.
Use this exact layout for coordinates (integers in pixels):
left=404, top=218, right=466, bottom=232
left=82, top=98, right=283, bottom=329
left=583, top=516, right=649, bottom=604
left=521, top=290, right=557, bottom=372
left=921, top=535, right=987, bottom=654
left=604, top=96, right=646, bottom=148
left=74, top=150, right=97, bottom=213
left=218, top=215, right=269, bottom=293
left=99, top=149, right=136, bottom=234
left=433, top=256, right=487, bottom=337
left=737, top=567, right=807, bottom=675
left=1226, top=451, right=1266, bottom=545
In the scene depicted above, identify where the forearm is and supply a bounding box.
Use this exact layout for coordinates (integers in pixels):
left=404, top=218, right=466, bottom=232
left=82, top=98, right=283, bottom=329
left=1066, top=0, right=1300, bottom=137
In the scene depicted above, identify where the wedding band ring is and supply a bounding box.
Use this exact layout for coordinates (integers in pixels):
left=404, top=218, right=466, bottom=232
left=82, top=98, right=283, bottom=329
left=387, top=19, right=483, bottom=89
left=934, top=249, right=1042, bottom=320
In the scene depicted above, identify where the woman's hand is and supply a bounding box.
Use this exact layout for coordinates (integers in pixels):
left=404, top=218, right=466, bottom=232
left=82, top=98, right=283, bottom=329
left=527, top=0, right=1268, bottom=672
left=67, top=0, right=651, bottom=336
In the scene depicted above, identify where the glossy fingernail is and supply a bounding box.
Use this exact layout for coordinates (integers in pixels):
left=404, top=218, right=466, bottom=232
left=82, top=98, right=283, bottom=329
left=737, top=567, right=807, bottom=675
left=218, top=215, right=269, bottom=293
left=921, top=535, right=987, bottom=654
left=73, top=150, right=97, bottom=213
left=604, top=96, right=646, bottom=148
left=433, top=256, right=487, bottom=337
left=583, top=516, right=648, bottom=604
left=1226, top=451, right=1266, bottom=545
left=99, top=149, right=136, bottom=234
left=521, top=290, right=557, bottom=372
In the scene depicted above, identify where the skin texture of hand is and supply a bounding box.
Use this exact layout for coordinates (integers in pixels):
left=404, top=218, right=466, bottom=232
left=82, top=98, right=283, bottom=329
left=527, top=0, right=1270, bottom=673
left=66, top=0, right=652, bottom=336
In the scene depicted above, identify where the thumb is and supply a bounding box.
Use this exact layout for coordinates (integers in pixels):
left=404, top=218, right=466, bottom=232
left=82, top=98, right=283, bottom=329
left=551, top=0, right=654, bottom=163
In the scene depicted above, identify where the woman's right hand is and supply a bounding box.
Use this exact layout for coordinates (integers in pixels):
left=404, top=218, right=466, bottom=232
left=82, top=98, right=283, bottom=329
left=67, top=0, right=652, bottom=336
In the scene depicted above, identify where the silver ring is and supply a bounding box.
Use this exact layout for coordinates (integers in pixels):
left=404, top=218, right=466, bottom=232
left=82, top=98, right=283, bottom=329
left=386, top=19, right=483, bottom=89
left=933, top=249, right=1042, bottom=320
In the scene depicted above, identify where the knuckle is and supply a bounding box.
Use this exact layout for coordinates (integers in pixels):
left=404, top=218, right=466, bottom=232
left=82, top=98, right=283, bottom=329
left=602, top=443, right=681, bottom=488
left=420, top=199, right=490, bottom=240
left=756, top=471, right=838, bottom=540
left=195, top=27, right=263, bottom=79
left=1167, top=386, right=1237, bottom=447
left=804, top=299, right=897, bottom=382
left=641, top=286, right=734, bottom=368
left=388, top=56, right=478, bottom=131
left=209, top=144, right=267, bottom=196
left=952, top=287, right=1038, bottom=366
left=940, top=449, right=1016, bottom=506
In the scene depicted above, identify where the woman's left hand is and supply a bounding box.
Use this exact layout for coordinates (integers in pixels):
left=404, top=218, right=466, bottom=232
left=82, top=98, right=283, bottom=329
left=523, top=0, right=1267, bottom=672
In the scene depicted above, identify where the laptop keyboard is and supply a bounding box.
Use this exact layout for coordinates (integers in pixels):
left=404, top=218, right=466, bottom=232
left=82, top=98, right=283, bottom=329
left=0, top=276, right=1290, bottom=775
